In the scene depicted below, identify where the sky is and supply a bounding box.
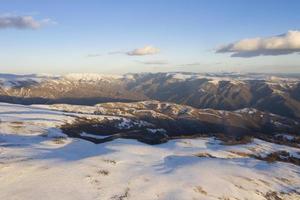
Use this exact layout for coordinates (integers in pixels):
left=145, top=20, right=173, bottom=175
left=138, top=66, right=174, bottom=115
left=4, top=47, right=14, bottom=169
left=0, top=0, right=300, bottom=75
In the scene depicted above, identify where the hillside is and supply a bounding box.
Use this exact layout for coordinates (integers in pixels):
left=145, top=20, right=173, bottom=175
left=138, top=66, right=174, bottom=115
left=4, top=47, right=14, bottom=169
left=0, top=102, right=300, bottom=200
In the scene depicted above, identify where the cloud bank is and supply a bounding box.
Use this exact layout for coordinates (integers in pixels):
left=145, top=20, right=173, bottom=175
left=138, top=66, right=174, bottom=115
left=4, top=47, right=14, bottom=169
left=127, top=45, right=160, bottom=56
left=216, top=30, right=300, bottom=57
left=0, top=15, right=53, bottom=29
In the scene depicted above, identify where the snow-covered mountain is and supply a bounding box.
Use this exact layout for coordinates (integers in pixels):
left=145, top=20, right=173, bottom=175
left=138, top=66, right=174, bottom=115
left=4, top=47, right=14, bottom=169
left=1, top=72, right=300, bottom=118
left=0, top=102, right=299, bottom=200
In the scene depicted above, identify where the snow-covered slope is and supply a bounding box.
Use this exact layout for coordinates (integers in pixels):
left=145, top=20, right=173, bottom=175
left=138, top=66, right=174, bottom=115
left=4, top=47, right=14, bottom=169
left=0, top=103, right=299, bottom=200
left=0, top=73, right=58, bottom=89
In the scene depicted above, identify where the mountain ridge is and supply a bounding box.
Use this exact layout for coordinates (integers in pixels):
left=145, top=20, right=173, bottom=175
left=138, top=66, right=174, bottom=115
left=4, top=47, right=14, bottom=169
left=1, top=72, right=300, bottom=119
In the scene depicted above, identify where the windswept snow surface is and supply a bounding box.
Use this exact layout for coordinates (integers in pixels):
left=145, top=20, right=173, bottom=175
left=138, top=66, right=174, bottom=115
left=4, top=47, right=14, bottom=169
left=0, top=103, right=300, bottom=200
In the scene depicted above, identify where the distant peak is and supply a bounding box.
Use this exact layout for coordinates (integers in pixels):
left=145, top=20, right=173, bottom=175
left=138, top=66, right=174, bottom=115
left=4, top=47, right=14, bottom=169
left=63, top=73, right=123, bottom=81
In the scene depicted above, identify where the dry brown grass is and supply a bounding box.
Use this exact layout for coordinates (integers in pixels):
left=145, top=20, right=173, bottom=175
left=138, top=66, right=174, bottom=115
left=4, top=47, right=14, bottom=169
left=229, top=151, right=251, bottom=157
left=253, top=151, right=300, bottom=166
left=194, top=186, right=207, bottom=195
left=111, top=187, right=130, bottom=200
left=97, top=169, right=109, bottom=176
left=103, top=159, right=117, bottom=165
left=52, top=136, right=66, bottom=144
left=264, top=191, right=282, bottom=200
left=195, top=152, right=216, bottom=158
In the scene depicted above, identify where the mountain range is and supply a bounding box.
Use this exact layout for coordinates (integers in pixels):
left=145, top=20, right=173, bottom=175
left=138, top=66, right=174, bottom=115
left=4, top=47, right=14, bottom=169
left=1, top=72, right=300, bottom=119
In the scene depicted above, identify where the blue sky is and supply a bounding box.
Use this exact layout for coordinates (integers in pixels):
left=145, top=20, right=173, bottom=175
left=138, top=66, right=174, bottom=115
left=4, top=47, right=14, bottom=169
left=1, top=0, right=300, bottom=74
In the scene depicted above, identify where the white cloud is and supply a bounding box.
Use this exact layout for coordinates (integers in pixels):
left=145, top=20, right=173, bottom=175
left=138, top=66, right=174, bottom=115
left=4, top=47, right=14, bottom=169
left=127, top=45, right=160, bottom=56
left=176, top=62, right=202, bottom=67
left=108, top=51, right=124, bottom=55
left=136, top=60, right=168, bottom=65
left=87, top=54, right=102, bottom=57
left=216, top=30, right=300, bottom=57
left=0, top=15, right=54, bottom=30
